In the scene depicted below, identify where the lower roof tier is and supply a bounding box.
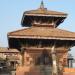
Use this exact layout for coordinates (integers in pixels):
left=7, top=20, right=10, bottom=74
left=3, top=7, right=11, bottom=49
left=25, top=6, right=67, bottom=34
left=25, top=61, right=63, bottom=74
left=8, top=27, right=75, bottom=49
left=8, top=27, right=75, bottom=41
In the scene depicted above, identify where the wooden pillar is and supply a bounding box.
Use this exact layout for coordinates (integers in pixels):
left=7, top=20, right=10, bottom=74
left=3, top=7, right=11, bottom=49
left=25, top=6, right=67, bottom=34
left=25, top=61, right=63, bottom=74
left=51, top=44, right=58, bottom=75
left=21, top=53, right=24, bottom=66
left=20, top=47, right=25, bottom=66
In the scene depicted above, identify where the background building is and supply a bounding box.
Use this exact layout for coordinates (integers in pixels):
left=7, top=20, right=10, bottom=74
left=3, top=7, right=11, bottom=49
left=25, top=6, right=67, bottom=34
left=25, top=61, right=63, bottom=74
left=0, top=47, right=20, bottom=70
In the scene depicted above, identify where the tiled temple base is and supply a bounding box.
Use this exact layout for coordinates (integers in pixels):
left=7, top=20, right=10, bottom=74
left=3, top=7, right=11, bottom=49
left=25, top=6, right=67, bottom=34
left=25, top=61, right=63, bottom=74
left=16, top=65, right=52, bottom=75
left=16, top=66, right=43, bottom=75
left=16, top=67, right=75, bottom=75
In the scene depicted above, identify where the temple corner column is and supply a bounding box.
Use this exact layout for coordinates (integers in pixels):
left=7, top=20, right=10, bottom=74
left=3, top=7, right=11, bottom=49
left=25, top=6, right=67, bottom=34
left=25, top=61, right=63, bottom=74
left=51, top=45, right=58, bottom=75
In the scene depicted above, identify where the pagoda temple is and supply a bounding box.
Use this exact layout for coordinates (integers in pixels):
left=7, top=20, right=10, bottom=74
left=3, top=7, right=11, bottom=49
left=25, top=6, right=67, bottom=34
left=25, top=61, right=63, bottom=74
left=7, top=1, right=75, bottom=75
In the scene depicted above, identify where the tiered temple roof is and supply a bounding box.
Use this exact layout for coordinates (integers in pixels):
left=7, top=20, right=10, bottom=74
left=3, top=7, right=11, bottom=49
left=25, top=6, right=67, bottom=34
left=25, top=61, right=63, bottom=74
left=8, top=1, right=75, bottom=49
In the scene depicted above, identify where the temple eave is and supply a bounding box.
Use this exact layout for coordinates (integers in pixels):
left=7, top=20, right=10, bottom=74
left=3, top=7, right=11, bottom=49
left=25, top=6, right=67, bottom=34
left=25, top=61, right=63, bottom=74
left=8, top=35, right=75, bottom=41
left=24, top=14, right=67, bottom=17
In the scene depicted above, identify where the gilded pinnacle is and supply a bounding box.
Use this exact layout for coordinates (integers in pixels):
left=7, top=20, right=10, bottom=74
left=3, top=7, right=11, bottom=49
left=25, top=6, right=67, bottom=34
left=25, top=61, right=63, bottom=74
left=40, top=0, right=44, bottom=9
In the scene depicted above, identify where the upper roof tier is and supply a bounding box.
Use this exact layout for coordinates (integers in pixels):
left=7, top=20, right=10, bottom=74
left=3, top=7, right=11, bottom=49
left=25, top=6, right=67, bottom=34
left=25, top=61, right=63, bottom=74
left=21, top=1, right=67, bottom=28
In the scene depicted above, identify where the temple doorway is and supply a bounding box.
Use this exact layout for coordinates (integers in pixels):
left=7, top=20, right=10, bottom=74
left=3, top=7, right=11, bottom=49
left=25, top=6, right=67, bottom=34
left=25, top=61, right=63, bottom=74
left=35, top=50, right=52, bottom=75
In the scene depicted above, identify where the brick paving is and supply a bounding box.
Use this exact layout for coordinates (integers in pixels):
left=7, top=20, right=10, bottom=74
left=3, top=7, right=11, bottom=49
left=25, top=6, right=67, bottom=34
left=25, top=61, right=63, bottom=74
left=63, top=73, right=75, bottom=75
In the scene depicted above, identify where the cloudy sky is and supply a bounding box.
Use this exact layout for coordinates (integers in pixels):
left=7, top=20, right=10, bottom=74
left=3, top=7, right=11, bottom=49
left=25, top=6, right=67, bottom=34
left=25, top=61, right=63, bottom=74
left=0, top=0, right=75, bottom=57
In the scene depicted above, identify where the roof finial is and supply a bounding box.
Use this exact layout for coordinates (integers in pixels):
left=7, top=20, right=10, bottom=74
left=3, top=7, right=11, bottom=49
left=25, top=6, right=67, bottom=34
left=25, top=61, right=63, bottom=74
left=40, top=0, right=44, bottom=9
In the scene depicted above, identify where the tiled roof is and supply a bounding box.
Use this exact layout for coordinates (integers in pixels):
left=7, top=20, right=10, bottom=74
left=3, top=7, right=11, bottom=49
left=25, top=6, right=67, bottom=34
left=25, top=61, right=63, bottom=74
left=24, top=8, right=67, bottom=17
left=21, top=1, right=67, bottom=27
left=0, top=47, right=19, bottom=53
left=8, top=27, right=75, bottom=40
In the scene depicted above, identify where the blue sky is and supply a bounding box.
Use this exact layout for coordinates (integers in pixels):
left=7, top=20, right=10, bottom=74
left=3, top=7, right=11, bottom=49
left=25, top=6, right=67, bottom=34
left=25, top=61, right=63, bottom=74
left=0, top=0, right=75, bottom=57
